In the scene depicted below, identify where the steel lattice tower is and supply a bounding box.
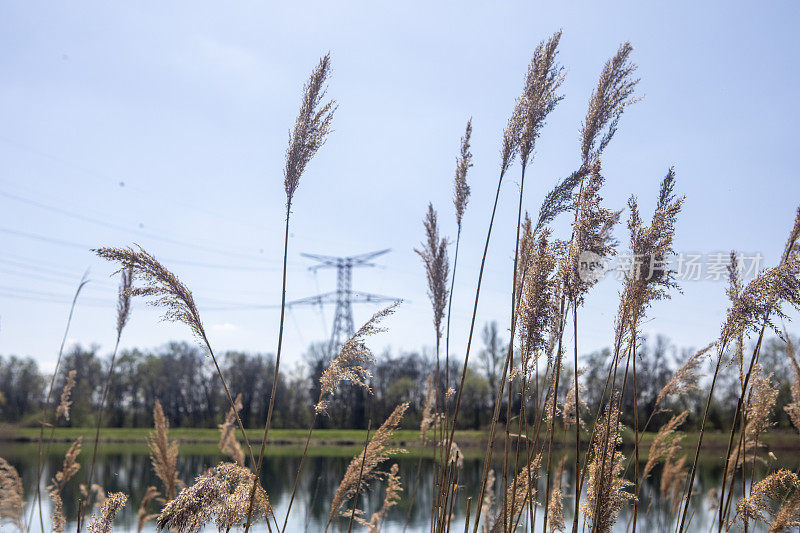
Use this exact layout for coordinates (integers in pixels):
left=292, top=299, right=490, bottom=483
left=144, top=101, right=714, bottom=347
left=287, top=249, right=395, bottom=356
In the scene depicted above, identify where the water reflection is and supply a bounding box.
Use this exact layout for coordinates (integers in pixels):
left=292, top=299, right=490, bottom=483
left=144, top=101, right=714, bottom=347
left=0, top=442, right=786, bottom=532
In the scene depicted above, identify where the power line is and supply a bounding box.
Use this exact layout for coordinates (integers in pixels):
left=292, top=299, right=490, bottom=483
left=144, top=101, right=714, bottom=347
left=0, top=134, right=262, bottom=230
left=0, top=189, right=271, bottom=262
left=0, top=226, right=282, bottom=271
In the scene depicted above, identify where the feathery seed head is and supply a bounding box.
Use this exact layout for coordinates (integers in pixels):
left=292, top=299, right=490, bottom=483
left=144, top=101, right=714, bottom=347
left=582, top=397, right=634, bottom=533
left=347, top=463, right=403, bottom=532
left=157, top=462, right=272, bottom=533
left=736, top=469, right=800, bottom=529
left=454, top=119, right=473, bottom=231
left=328, top=403, right=409, bottom=522
left=517, top=30, right=565, bottom=165
left=0, top=457, right=24, bottom=532
left=87, top=492, right=127, bottom=533
left=218, top=394, right=245, bottom=467
left=656, top=343, right=713, bottom=407
left=642, top=410, right=688, bottom=481
left=785, top=337, right=800, bottom=432
left=580, top=42, right=640, bottom=164
left=284, top=53, right=336, bottom=205
left=94, top=246, right=206, bottom=343
left=517, top=227, right=559, bottom=361
left=721, top=257, right=800, bottom=342
left=491, top=454, right=542, bottom=532
left=562, top=162, right=621, bottom=306
left=116, top=265, right=132, bottom=338
left=56, top=369, right=77, bottom=422
left=316, top=302, right=399, bottom=414
left=415, top=204, right=449, bottom=341
left=137, top=486, right=160, bottom=533
left=149, top=400, right=181, bottom=500
left=617, top=167, right=684, bottom=329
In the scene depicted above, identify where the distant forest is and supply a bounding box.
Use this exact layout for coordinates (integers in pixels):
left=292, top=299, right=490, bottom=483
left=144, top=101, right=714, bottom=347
left=1, top=322, right=796, bottom=433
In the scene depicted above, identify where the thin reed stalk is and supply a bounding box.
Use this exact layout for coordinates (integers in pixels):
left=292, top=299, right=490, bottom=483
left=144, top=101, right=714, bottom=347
left=83, top=267, right=132, bottom=524
left=31, top=272, right=88, bottom=533
left=247, top=52, right=335, bottom=533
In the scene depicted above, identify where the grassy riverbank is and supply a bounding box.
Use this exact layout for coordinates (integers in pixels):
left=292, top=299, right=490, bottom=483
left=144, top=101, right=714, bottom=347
left=4, top=426, right=799, bottom=451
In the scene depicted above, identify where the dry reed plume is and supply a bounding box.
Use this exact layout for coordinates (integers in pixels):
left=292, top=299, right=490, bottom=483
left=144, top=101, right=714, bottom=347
left=420, top=373, right=437, bottom=445
left=47, top=437, right=82, bottom=533
left=79, top=483, right=106, bottom=511
left=655, top=343, right=713, bottom=407
left=659, top=452, right=687, bottom=516
left=283, top=53, right=336, bottom=205
left=219, top=394, right=245, bottom=467
left=316, top=302, right=399, bottom=414
left=328, top=402, right=409, bottom=526
left=137, top=486, right=160, bottom=533
left=416, top=204, right=449, bottom=344
left=454, top=119, right=473, bottom=232
left=580, top=42, right=639, bottom=165
left=642, top=410, right=688, bottom=481
left=157, top=462, right=272, bottom=533
left=517, top=226, right=559, bottom=360
left=149, top=400, right=181, bottom=500
left=563, top=367, right=588, bottom=430
left=736, top=469, right=800, bottom=531
left=583, top=401, right=633, bottom=533
left=785, top=337, right=800, bottom=431
left=491, top=454, right=541, bottom=532
left=0, top=457, right=24, bottom=532
left=349, top=463, right=403, bottom=532
left=87, top=492, right=127, bottom=533
left=562, top=162, right=621, bottom=305
left=55, top=369, right=77, bottom=422
left=254, top=54, right=337, bottom=533
left=94, top=246, right=205, bottom=341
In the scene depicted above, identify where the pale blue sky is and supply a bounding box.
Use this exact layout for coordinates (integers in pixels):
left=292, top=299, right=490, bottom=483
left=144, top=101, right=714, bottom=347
left=2, top=1, right=799, bottom=371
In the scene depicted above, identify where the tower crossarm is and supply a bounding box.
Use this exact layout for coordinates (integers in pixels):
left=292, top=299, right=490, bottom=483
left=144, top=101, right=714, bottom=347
left=348, top=291, right=397, bottom=304
left=285, top=291, right=339, bottom=307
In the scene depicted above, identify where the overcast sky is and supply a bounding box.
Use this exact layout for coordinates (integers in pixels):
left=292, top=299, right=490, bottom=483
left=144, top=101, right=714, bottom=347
left=2, top=1, right=799, bottom=372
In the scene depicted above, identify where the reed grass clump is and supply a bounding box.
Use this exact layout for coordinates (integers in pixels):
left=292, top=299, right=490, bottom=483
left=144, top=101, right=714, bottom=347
left=157, top=462, right=272, bottom=533
left=328, top=403, right=409, bottom=528
left=149, top=400, right=181, bottom=501
left=0, top=458, right=24, bottom=532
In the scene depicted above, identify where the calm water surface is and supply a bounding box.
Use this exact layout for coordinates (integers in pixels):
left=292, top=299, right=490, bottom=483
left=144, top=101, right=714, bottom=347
left=1, top=441, right=791, bottom=533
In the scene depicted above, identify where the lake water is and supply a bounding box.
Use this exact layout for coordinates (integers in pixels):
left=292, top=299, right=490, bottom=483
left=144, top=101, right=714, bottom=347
left=0, top=441, right=790, bottom=532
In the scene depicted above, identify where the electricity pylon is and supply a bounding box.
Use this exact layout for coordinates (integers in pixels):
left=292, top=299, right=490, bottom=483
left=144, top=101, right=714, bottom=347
left=287, top=249, right=395, bottom=356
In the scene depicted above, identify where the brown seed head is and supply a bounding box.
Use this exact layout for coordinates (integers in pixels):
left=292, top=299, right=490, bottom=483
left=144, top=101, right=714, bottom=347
left=116, top=265, right=132, bottom=338
left=148, top=400, right=181, bottom=500
left=517, top=30, right=565, bottom=166
left=328, top=403, right=409, bottom=522
left=0, top=457, right=24, bottom=531
left=415, top=204, right=449, bottom=341
left=454, top=119, right=473, bottom=231
left=316, top=302, right=399, bottom=414
left=94, top=245, right=206, bottom=343
left=55, top=369, right=77, bottom=422
left=580, top=42, right=640, bottom=164
left=284, top=53, right=336, bottom=205
left=157, top=462, right=272, bottom=533
left=87, top=492, right=127, bottom=533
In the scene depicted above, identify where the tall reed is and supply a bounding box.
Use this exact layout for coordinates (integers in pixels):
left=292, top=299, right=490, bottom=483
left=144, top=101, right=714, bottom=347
left=248, top=52, right=336, bottom=533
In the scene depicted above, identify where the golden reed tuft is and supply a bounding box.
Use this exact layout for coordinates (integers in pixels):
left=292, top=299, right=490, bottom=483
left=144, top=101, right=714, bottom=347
left=148, top=400, right=181, bottom=500
left=0, top=457, right=24, bottom=532
left=328, top=402, right=409, bottom=523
